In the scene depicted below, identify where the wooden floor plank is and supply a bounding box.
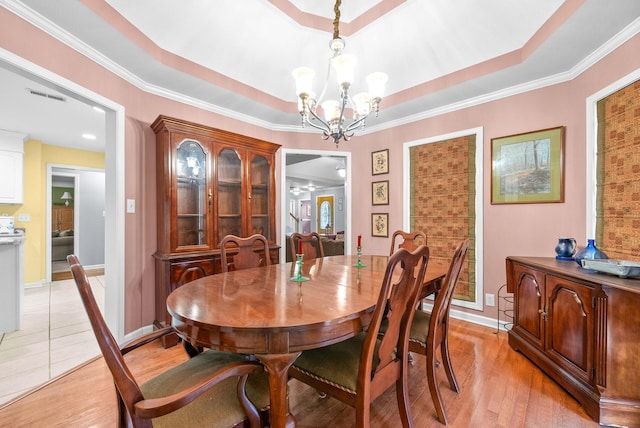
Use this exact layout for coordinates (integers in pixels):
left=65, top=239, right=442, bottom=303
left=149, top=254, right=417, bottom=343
left=0, top=319, right=600, bottom=427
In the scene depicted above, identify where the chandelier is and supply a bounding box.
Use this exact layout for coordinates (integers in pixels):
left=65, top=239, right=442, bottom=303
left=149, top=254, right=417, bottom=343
left=292, top=0, right=388, bottom=147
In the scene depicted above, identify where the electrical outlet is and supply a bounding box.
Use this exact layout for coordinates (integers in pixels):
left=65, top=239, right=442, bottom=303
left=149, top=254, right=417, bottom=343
left=18, top=213, right=30, bottom=222
left=485, top=293, right=495, bottom=307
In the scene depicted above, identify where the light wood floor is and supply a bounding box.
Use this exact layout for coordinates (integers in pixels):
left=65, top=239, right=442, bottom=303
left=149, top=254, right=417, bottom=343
left=0, top=276, right=105, bottom=405
left=0, top=319, right=599, bottom=427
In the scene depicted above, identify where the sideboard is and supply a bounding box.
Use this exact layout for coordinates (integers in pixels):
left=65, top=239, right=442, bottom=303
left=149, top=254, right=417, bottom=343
left=506, top=256, right=640, bottom=427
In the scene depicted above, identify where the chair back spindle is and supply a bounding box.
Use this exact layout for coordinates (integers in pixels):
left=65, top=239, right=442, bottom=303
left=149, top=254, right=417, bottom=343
left=289, top=232, right=325, bottom=261
left=389, top=230, right=427, bottom=256
left=220, top=234, right=271, bottom=273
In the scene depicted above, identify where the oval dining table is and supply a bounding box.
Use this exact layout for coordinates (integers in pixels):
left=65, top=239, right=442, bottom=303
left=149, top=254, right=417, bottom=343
left=166, top=254, right=447, bottom=428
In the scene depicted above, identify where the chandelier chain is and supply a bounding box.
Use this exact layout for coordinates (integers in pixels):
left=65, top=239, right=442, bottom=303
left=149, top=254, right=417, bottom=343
left=333, top=0, right=341, bottom=39
left=292, top=0, right=387, bottom=146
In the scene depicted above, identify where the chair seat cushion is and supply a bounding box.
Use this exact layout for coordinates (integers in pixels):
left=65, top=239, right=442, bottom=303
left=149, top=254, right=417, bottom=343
left=292, top=333, right=381, bottom=393
left=378, top=310, right=430, bottom=347
left=409, top=310, right=431, bottom=345
left=140, top=350, right=270, bottom=428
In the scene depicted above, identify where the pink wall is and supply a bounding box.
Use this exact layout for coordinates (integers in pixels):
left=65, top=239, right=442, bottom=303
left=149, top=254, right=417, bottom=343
left=345, top=34, right=640, bottom=319
left=3, top=6, right=639, bottom=330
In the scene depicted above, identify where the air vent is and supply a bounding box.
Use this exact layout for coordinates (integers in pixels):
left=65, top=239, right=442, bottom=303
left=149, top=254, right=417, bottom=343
left=26, top=88, right=66, bottom=102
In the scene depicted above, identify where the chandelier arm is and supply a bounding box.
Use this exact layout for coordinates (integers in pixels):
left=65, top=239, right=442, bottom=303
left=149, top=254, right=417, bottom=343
left=336, top=94, right=349, bottom=133
left=305, top=118, right=332, bottom=135
left=305, top=109, right=332, bottom=133
left=314, top=60, right=332, bottom=107
left=344, top=113, right=370, bottom=134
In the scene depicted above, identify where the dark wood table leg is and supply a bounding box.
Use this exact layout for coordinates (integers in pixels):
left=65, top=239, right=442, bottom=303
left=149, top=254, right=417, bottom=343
left=256, top=352, right=301, bottom=428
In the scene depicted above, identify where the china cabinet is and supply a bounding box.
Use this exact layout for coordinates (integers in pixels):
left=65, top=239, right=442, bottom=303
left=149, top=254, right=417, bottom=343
left=152, top=115, right=280, bottom=339
left=506, top=256, right=640, bottom=426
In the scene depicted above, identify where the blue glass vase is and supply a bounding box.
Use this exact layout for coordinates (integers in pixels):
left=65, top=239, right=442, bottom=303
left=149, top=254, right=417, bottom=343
left=575, top=239, right=608, bottom=267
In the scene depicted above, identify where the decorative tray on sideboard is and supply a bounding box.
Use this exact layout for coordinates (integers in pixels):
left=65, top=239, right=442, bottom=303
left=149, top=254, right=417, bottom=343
left=581, top=259, right=640, bottom=278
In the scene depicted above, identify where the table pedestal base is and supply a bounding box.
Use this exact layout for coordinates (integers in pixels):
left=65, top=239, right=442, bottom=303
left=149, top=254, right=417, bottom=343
left=257, top=352, right=301, bottom=428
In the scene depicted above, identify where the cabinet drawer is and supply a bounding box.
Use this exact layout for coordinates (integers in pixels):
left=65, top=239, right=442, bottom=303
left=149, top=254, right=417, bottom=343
left=170, top=258, right=217, bottom=292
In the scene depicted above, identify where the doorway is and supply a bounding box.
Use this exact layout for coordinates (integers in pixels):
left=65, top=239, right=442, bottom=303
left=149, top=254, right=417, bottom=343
left=0, top=55, right=124, bottom=404
left=281, top=149, right=351, bottom=263
left=50, top=172, right=77, bottom=279
left=48, top=166, right=106, bottom=281
left=316, top=195, right=334, bottom=234
left=0, top=54, right=125, bottom=343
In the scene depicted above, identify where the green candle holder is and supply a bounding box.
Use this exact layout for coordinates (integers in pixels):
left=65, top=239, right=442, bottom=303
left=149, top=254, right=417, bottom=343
left=353, top=246, right=366, bottom=268
left=290, top=254, right=310, bottom=282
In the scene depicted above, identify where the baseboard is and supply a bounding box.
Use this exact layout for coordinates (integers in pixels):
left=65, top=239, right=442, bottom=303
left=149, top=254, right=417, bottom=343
left=23, top=265, right=106, bottom=285
left=52, top=266, right=104, bottom=281
left=123, top=324, right=156, bottom=344
left=420, top=302, right=508, bottom=332
left=25, top=280, right=49, bottom=289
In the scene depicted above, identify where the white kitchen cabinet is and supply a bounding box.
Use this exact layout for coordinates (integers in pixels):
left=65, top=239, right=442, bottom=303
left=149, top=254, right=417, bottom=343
left=0, top=231, right=25, bottom=333
left=0, top=131, right=27, bottom=205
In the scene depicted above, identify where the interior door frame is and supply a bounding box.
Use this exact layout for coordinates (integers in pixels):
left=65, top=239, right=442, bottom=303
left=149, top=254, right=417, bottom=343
left=280, top=148, right=352, bottom=263
left=1, top=50, right=126, bottom=343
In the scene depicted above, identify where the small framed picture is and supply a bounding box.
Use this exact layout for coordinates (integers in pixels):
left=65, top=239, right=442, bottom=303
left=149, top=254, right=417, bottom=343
left=371, top=149, right=389, bottom=175
left=372, top=180, right=389, bottom=205
left=371, top=213, right=389, bottom=237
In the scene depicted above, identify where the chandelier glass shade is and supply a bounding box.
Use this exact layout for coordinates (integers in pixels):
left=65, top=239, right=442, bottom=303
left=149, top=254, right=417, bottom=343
left=292, top=1, right=388, bottom=146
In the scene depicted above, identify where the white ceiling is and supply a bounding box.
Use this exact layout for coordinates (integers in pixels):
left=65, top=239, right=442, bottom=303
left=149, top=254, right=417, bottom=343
left=0, top=0, right=639, bottom=156
left=286, top=153, right=347, bottom=191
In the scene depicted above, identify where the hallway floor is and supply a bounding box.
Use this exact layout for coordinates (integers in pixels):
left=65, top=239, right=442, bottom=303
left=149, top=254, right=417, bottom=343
left=0, top=276, right=104, bottom=405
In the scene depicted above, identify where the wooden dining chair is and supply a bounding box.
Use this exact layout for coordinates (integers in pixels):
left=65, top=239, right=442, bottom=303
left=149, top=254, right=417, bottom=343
left=67, top=255, right=271, bottom=428
left=220, top=234, right=271, bottom=273
left=289, top=232, right=325, bottom=261
left=288, top=245, right=430, bottom=428
left=408, top=238, right=469, bottom=425
left=389, top=230, right=427, bottom=256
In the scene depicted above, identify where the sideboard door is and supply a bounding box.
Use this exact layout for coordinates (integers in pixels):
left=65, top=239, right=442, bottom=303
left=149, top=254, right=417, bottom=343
left=511, top=263, right=546, bottom=350
left=545, top=274, right=595, bottom=385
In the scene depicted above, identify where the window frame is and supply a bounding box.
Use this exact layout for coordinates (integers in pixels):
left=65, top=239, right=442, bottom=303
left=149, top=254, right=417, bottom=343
left=403, top=127, right=484, bottom=311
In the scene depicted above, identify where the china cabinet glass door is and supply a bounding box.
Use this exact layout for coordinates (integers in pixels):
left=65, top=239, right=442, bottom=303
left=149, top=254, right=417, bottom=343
left=250, top=154, right=271, bottom=240
left=217, top=148, right=243, bottom=243
left=175, top=139, right=208, bottom=248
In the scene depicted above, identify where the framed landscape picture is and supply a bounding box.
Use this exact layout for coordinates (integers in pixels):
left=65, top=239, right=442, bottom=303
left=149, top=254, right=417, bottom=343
left=491, top=126, right=565, bottom=204
left=371, top=149, right=389, bottom=175
left=372, top=180, right=389, bottom=205
left=371, top=213, right=389, bottom=237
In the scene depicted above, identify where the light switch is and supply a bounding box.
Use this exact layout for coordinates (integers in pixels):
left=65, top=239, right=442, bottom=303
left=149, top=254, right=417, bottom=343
left=18, top=213, right=30, bottom=222
left=126, top=199, right=135, bottom=213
